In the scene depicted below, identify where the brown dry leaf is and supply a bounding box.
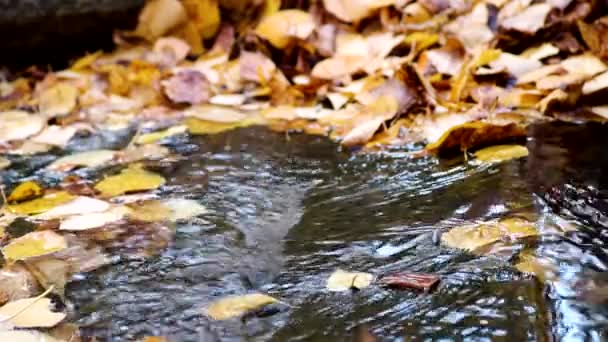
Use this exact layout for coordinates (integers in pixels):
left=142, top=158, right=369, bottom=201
left=500, top=3, right=551, bottom=34
left=0, top=296, right=65, bottom=328
left=38, top=83, right=78, bottom=117
left=441, top=217, right=538, bottom=252
left=0, top=111, right=46, bottom=143
left=134, top=0, right=187, bottom=40
left=255, top=10, right=315, bottom=48
left=95, top=164, right=166, bottom=198
left=582, top=70, right=608, bottom=95
left=162, top=70, right=210, bottom=104
left=2, top=231, right=68, bottom=262
left=7, top=181, right=44, bottom=204
left=473, top=145, right=529, bottom=163
left=323, top=0, right=395, bottom=22
left=47, top=150, right=116, bottom=171
left=204, top=293, right=278, bottom=320
left=8, top=192, right=75, bottom=215
left=444, top=3, right=494, bottom=51
left=326, top=269, right=374, bottom=291
left=538, top=89, right=571, bottom=113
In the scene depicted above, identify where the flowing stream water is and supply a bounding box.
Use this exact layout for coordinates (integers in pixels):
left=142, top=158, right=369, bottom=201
left=32, top=121, right=608, bottom=341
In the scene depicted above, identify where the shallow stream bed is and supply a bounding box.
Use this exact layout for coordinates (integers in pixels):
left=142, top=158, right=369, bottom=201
left=51, top=122, right=608, bottom=341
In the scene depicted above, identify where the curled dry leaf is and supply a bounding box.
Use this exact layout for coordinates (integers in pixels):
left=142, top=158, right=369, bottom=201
left=47, top=150, right=116, bottom=171
left=326, top=269, right=374, bottom=291
left=162, top=70, right=210, bottom=104
left=2, top=231, right=67, bottom=262
left=38, top=83, right=79, bottom=117
left=94, top=164, right=166, bottom=198
left=255, top=10, right=315, bottom=48
left=0, top=111, right=45, bottom=143
left=441, top=217, right=538, bottom=252
left=473, top=145, right=529, bottom=163
left=204, top=293, right=278, bottom=320
left=0, top=297, right=65, bottom=328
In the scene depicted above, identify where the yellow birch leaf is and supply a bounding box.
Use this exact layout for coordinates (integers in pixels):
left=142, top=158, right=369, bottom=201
left=70, top=51, right=103, bottom=71
left=255, top=10, right=315, bottom=48
left=473, top=145, right=529, bottom=163
left=2, top=231, right=68, bottom=262
left=326, top=269, right=374, bottom=291
left=39, top=83, right=79, bottom=117
left=95, top=164, right=166, bottom=198
left=205, top=293, right=278, bottom=320
left=7, top=181, right=44, bottom=203
left=135, top=125, right=187, bottom=144
left=182, top=0, right=221, bottom=39
left=8, top=192, right=75, bottom=215
left=441, top=217, right=537, bottom=252
left=261, top=0, right=281, bottom=18
left=184, top=116, right=263, bottom=135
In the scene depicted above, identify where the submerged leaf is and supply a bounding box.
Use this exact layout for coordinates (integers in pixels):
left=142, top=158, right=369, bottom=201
left=48, top=150, right=116, bottom=171
left=326, top=269, right=374, bottom=291
left=441, top=217, right=538, bottom=252
left=164, top=198, right=207, bottom=221
left=184, top=116, right=263, bottom=135
left=2, top=231, right=67, bottom=262
left=0, top=297, right=65, bottom=328
left=473, top=145, right=529, bottom=163
left=204, top=293, right=278, bottom=320
left=95, top=164, right=166, bottom=198
left=135, top=125, right=187, bottom=144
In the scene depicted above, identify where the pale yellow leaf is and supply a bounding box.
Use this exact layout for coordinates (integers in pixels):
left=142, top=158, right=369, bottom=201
left=323, top=0, right=395, bottom=22
left=582, top=71, right=608, bottom=95
left=184, top=105, right=248, bottom=123
left=164, top=198, right=207, bottom=221
left=2, top=231, right=67, bottom=262
left=31, top=125, right=77, bottom=147
left=8, top=192, right=75, bottom=215
left=0, top=111, right=45, bottom=143
left=128, top=200, right=172, bottom=222
left=560, top=54, right=607, bottom=78
left=0, top=297, right=65, bottom=328
left=326, top=269, right=373, bottom=291
left=256, top=10, right=315, bottom=48
left=135, top=125, right=187, bottom=145
left=47, top=150, right=116, bottom=171
left=35, top=197, right=111, bottom=220
left=134, top=0, right=187, bottom=40
left=38, top=83, right=78, bottom=117
left=441, top=217, right=537, bottom=252
left=473, top=145, right=529, bottom=163
left=205, top=293, right=278, bottom=320
left=59, top=206, right=132, bottom=231
left=94, top=164, right=166, bottom=198
left=500, top=4, right=551, bottom=34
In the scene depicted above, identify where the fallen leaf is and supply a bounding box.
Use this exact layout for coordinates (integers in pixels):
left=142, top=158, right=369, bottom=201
left=486, top=53, right=543, bottom=78
left=441, top=217, right=538, bottom=252
left=514, top=249, right=558, bottom=283
left=10, top=141, right=53, bottom=155
left=115, top=144, right=170, bottom=164
left=182, top=0, right=221, bottom=40
left=521, top=43, right=560, bottom=60
left=500, top=4, right=551, bottom=34
left=209, top=94, right=246, bottom=106
left=134, top=0, right=187, bottom=40
left=0, top=330, right=61, bottom=342
left=31, top=125, right=77, bottom=147
left=255, top=10, right=315, bottom=48
left=0, top=296, right=65, bottom=328
left=35, top=197, right=111, bottom=220
left=8, top=192, right=75, bottom=215
left=0, top=111, right=45, bottom=143
left=47, top=150, right=116, bottom=171
left=516, top=64, right=563, bottom=85
left=323, top=0, right=395, bottom=22
left=135, top=125, right=187, bottom=144
left=59, top=206, right=132, bottom=231
left=38, top=83, right=79, bottom=117
left=162, top=70, right=210, bottom=104
left=164, top=198, right=207, bottom=221
left=2, top=231, right=68, bottom=262
left=24, top=258, right=70, bottom=296
left=128, top=200, right=172, bottom=222
left=185, top=116, right=263, bottom=135
left=0, top=157, right=10, bottom=170
left=378, top=273, right=440, bottom=291
left=7, top=181, right=44, bottom=204
left=326, top=269, right=374, bottom=291
left=95, top=164, right=166, bottom=197
left=560, top=54, right=607, bottom=78
left=153, top=37, right=191, bottom=66
left=445, top=3, right=494, bottom=51
left=184, top=104, right=249, bottom=123
left=239, top=51, right=277, bottom=83
left=0, top=265, right=40, bottom=301
left=204, top=293, right=278, bottom=320
left=473, top=145, right=529, bottom=163
left=582, top=70, right=608, bottom=95
left=341, top=117, right=386, bottom=147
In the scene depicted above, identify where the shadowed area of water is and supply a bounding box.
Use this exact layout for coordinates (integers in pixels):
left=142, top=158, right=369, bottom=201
left=62, top=122, right=608, bottom=341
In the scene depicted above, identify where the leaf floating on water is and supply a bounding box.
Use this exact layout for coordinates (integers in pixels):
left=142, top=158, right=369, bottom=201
left=0, top=296, right=65, bottom=328
left=441, top=217, right=538, bottom=252
left=164, top=198, right=207, bottom=221
left=59, top=206, right=131, bottom=231
left=184, top=117, right=262, bottom=135
left=204, top=293, right=278, bottom=320
left=135, top=125, right=187, bottom=145
left=2, top=231, right=67, bottom=263
left=378, top=273, right=440, bottom=292
left=128, top=200, right=172, bottom=222
left=326, top=269, right=374, bottom=291
left=38, top=83, right=79, bottom=117
left=255, top=10, right=316, bottom=49
left=8, top=192, right=75, bottom=215
left=7, top=181, right=44, bottom=204
left=95, top=164, right=166, bottom=198
left=47, top=150, right=116, bottom=171
left=514, top=249, right=558, bottom=283
left=473, top=145, right=529, bottom=163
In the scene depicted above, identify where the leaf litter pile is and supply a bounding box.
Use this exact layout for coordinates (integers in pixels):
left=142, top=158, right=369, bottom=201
left=0, top=0, right=606, bottom=339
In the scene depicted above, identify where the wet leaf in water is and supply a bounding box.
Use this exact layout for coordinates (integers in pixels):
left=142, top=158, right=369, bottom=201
left=7, top=181, right=44, bottom=204
left=378, top=273, right=440, bottom=292
left=95, top=164, right=166, bottom=198
left=1, top=231, right=67, bottom=262
left=441, top=217, right=538, bottom=252
left=128, top=200, right=172, bottom=222
left=473, top=145, right=529, bottom=163
left=35, top=197, right=110, bottom=220
left=0, top=157, right=10, bottom=170
left=0, top=296, right=65, bottom=328
left=24, top=258, right=70, bottom=296
left=255, top=10, right=315, bottom=48
left=38, top=83, right=79, bottom=117
left=326, top=269, right=374, bottom=291
left=115, top=144, right=170, bottom=164
left=47, top=150, right=116, bottom=171
left=514, top=249, right=558, bottom=283
left=142, top=337, right=168, bottom=342
left=135, top=125, right=187, bottom=145
left=184, top=117, right=262, bottom=135
left=163, top=198, right=207, bottom=221
left=0, top=330, right=62, bottom=342
left=8, top=192, right=75, bottom=215
left=204, top=293, right=278, bottom=320
left=59, top=206, right=132, bottom=231
left=0, top=111, right=46, bottom=143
